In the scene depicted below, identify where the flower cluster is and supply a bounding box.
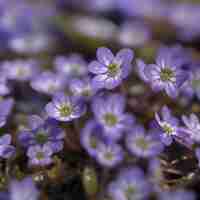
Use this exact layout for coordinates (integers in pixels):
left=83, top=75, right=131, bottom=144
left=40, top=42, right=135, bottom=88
left=1, top=0, right=200, bottom=196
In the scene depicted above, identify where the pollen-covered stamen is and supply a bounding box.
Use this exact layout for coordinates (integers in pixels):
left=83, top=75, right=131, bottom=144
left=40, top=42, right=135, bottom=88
left=162, top=123, right=174, bottom=135
left=107, top=63, right=120, bottom=77
left=90, top=136, right=98, bottom=149
left=58, top=104, right=73, bottom=117
left=125, top=186, right=136, bottom=199
left=35, top=131, right=48, bottom=145
left=160, top=68, right=175, bottom=82
left=36, top=152, right=44, bottom=160
left=135, top=137, right=149, bottom=150
left=104, top=151, right=114, bottom=160
left=104, top=113, right=118, bottom=127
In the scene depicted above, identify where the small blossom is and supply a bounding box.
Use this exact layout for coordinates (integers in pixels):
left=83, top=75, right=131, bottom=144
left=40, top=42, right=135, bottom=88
left=70, top=77, right=98, bottom=100
left=10, top=177, right=39, bottom=200
left=80, top=120, right=104, bottom=157
left=95, top=141, right=123, bottom=168
left=27, top=145, right=53, bottom=166
left=88, top=47, right=134, bottom=89
left=0, top=134, right=15, bottom=159
left=30, top=71, right=66, bottom=95
left=126, top=124, right=164, bottom=158
left=2, top=59, right=39, bottom=81
left=18, top=115, right=65, bottom=153
left=155, top=106, right=180, bottom=146
left=182, top=113, right=200, bottom=143
left=137, top=46, right=188, bottom=98
left=92, top=93, right=134, bottom=141
left=54, top=54, right=88, bottom=78
left=108, top=167, right=150, bottom=200
left=45, top=92, right=86, bottom=122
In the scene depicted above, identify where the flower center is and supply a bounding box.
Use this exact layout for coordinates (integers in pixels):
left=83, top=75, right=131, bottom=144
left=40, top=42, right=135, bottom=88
left=160, top=68, right=175, bottom=82
left=135, top=137, right=149, bottom=150
left=107, top=63, right=119, bottom=77
left=125, top=186, right=136, bottom=200
left=59, top=104, right=72, bottom=117
left=35, top=131, right=48, bottom=145
left=162, top=123, right=174, bottom=135
left=104, top=113, right=118, bottom=127
left=16, top=67, right=28, bottom=77
left=36, top=152, right=44, bottom=160
left=90, top=136, right=98, bottom=149
left=104, top=151, right=114, bottom=160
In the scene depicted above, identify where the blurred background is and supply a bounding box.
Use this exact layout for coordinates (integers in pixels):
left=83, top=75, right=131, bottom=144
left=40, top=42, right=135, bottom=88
left=0, top=0, right=200, bottom=60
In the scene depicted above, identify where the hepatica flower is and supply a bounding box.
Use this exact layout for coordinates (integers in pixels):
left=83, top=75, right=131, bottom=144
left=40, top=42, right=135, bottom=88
left=137, top=46, right=188, bottom=98
left=108, top=167, right=150, bottom=200
left=19, top=115, right=65, bottom=153
left=27, top=145, right=53, bottom=166
left=70, top=77, right=98, bottom=100
left=155, top=106, right=180, bottom=146
left=126, top=124, right=164, bottom=158
left=2, top=59, right=39, bottom=82
left=10, top=176, right=39, bottom=200
left=88, top=47, right=134, bottom=89
left=0, top=98, right=14, bottom=128
left=81, top=120, right=104, bottom=157
left=45, top=92, right=86, bottom=122
left=30, top=71, right=66, bottom=96
left=95, top=141, right=123, bottom=168
left=54, top=54, right=88, bottom=78
left=182, top=113, right=200, bottom=143
left=0, top=134, right=15, bottom=159
left=92, top=93, right=134, bottom=141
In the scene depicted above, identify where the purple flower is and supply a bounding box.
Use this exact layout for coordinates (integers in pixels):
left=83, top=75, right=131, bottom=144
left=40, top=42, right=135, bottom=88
left=27, top=145, right=53, bottom=166
left=10, top=176, right=39, bottom=200
left=95, top=141, right=123, bottom=168
left=69, top=77, right=98, bottom=100
left=45, top=92, right=86, bottom=122
left=88, top=47, right=134, bottom=89
left=126, top=124, right=164, bottom=158
left=80, top=120, right=104, bottom=157
left=92, top=93, right=134, bottom=141
left=54, top=54, right=88, bottom=78
left=159, top=189, right=196, bottom=200
left=108, top=167, right=150, bottom=200
left=180, top=65, right=200, bottom=100
left=0, top=98, right=14, bottom=128
left=2, top=59, right=39, bottom=81
left=137, top=46, right=188, bottom=98
left=118, top=21, right=151, bottom=47
left=155, top=106, right=180, bottom=146
left=0, top=134, right=15, bottom=159
left=182, top=113, right=200, bottom=143
left=18, top=115, right=65, bottom=153
left=30, top=71, right=66, bottom=96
